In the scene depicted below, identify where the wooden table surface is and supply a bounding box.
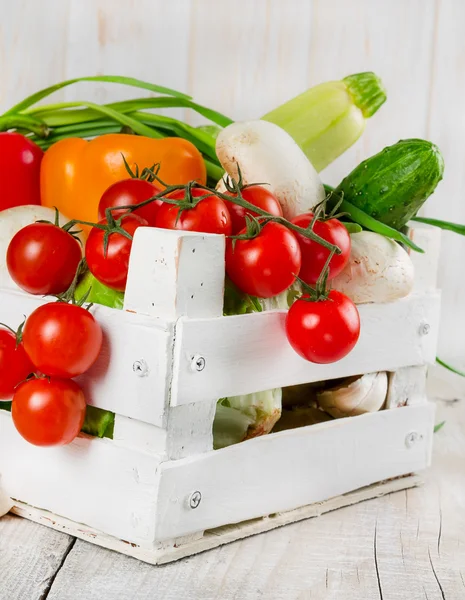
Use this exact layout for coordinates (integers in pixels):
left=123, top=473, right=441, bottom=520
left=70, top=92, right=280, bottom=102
left=1, top=391, right=464, bottom=600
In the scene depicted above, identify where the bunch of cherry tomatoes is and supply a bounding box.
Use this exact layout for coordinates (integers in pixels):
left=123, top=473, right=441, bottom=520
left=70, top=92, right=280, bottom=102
left=1, top=166, right=361, bottom=447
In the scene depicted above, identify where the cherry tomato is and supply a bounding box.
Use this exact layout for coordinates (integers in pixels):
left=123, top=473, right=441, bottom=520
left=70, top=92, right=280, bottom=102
left=85, top=214, right=148, bottom=292
left=225, top=222, right=301, bottom=298
left=7, top=222, right=82, bottom=295
left=0, top=132, right=43, bottom=210
left=286, top=291, right=360, bottom=364
left=23, top=303, right=103, bottom=378
left=0, top=328, right=34, bottom=399
left=291, top=214, right=351, bottom=284
left=155, top=188, right=232, bottom=235
left=12, top=377, right=86, bottom=446
left=98, top=178, right=162, bottom=226
left=224, top=185, right=283, bottom=234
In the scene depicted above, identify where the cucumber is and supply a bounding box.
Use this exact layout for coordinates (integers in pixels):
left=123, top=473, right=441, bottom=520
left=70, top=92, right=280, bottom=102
left=333, top=139, right=444, bottom=230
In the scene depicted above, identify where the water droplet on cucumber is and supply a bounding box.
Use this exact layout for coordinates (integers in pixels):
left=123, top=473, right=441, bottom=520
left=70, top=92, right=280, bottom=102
left=379, top=186, right=388, bottom=194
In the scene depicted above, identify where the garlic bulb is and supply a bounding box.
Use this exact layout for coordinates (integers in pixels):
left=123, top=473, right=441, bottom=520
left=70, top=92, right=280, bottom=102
left=316, top=371, right=388, bottom=419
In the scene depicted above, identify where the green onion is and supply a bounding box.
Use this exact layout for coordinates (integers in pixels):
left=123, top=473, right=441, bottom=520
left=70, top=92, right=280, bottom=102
left=412, top=216, right=465, bottom=236
left=340, top=199, right=424, bottom=253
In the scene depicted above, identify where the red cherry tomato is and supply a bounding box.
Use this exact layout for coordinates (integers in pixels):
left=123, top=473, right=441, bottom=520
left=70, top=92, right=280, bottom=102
left=0, top=328, right=34, bottom=400
left=7, top=223, right=82, bottom=295
left=85, top=213, right=148, bottom=292
left=155, top=188, right=232, bottom=235
left=291, top=214, right=351, bottom=284
left=23, top=303, right=103, bottom=378
left=12, top=377, right=86, bottom=446
left=98, top=178, right=162, bottom=226
left=286, top=291, right=360, bottom=364
left=223, top=185, right=283, bottom=234
left=0, top=132, right=43, bottom=210
left=225, top=222, right=301, bottom=298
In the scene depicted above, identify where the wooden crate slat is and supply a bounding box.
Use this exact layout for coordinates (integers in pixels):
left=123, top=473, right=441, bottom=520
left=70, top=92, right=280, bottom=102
left=171, top=292, right=441, bottom=405
left=0, top=289, right=171, bottom=426
left=0, top=412, right=161, bottom=545
left=154, top=403, right=435, bottom=540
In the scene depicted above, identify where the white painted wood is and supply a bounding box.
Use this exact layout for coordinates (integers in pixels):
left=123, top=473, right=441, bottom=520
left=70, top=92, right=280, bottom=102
left=0, top=514, right=74, bottom=600
left=125, top=228, right=225, bottom=319
left=0, top=411, right=162, bottom=545
left=408, top=224, right=442, bottom=292
left=386, top=365, right=429, bottom=409
left=0, top=288, right=171, bottom=426
left=124, top=229, right=226, bottom=459
left=10, top=475, right=421, bottom=567
left=424, top=0, right=465, bottom=384
left=112, top=416, right=167, bottom=455
left=172, top=292, right=441, bottom=405
left=154, top=404, right=435, bottom=540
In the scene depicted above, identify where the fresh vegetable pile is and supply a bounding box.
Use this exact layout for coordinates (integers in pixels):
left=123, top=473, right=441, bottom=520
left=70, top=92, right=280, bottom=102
left=0, top=72, right=461, bottom=449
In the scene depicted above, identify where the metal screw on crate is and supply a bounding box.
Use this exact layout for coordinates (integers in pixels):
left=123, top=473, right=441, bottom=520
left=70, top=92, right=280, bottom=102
left=419, top=322, right=430, bottom=336
left=405, top=431, right=422, bottom=448
left=191, top=355, right=206, bottom=372
left=188, top=491, right=202, bottom=509
left=133, top=359, right=149, bottom=377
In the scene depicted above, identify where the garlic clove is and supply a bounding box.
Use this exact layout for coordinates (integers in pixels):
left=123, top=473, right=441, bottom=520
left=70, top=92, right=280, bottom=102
left=316, top=371, right=388, bottom=419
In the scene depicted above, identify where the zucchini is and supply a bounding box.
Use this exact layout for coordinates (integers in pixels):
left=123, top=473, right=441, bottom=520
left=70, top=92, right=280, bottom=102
left=333, top=139, right=444, bottom=230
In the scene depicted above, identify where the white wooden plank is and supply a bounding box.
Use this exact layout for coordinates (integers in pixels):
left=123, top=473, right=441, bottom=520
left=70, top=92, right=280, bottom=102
left=0, top=514, right=74, bottom=600
left=0, top=0, right=70, bottom=113
left=386, top=365, right=428, bottom=409
left=112, top=416, right=167, bottom=455
left=408, top=224, right=442, bottom=292
left=0, top=288, right=171, bottom=426
left=423, top=0, right=465, bottom=388
left=0, top=411, right=161, bottom=545
left=172, top=292, right=441, bottom=405
left=124, top=228, right=225, bottom=319
left=10, top=475, right=421, bottom=569
left=154, top=404, right=435, bottom=540
left=64, top=0, right=192, bottom=121
left=186, top=0, right=314, bottom=125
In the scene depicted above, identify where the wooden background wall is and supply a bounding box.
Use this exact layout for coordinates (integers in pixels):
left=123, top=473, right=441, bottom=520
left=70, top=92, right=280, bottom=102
left=1, top=0, right=464, bottom=386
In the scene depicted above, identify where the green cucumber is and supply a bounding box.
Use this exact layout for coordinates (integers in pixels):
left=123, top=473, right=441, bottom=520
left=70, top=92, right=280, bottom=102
left=333, top=139, right=444, bottom=230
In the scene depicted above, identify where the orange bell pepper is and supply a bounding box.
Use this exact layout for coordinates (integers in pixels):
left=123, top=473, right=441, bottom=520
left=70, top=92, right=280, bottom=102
left=40, top=134, right=206, bottom=224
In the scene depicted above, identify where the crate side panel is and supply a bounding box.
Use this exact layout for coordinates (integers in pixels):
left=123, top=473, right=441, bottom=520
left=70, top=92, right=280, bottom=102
left=0, top=289, right=171, bottom=426
left=154, top=403, right=435, bottom=540
left=172, top=292, right=440, bottom=404
left=0, top=411, right=161, bottom=545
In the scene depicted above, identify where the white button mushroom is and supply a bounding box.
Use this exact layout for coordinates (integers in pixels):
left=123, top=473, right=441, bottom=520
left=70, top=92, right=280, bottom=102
left=331, top=231, right=415, bottom=304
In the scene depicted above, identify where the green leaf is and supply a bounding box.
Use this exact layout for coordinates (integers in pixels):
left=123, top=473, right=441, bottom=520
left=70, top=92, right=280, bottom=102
left=81, top=405, right=115, bottom=439
left=0, top=401, right=11, bottom=412
left=75, top=271, right=124, bottom=310
left=340, top=200, right=424, bottom=253
left=4, top=75, right=191, bottom=116
left=434, top=421, right=445, bottom=433
left=412, top=216, right=465, bottom=236
left=436, top=357, right=465, bottom=378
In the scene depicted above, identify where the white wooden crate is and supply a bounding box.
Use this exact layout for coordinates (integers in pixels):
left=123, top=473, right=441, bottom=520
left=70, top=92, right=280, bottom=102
left=0, top=225, right=441, bottom=564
